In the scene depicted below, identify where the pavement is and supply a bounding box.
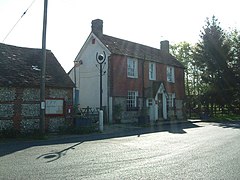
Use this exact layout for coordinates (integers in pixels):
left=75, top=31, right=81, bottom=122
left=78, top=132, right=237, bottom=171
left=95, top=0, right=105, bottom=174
left=0, top=119, right=202, bottom=143
left=102, top=119, right=201, bottom=134
left=47, top=119, right=194, bottom=141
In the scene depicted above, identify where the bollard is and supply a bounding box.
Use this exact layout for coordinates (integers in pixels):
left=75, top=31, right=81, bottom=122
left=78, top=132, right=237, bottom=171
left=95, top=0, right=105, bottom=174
left=99, top=110, right=103, bottom=132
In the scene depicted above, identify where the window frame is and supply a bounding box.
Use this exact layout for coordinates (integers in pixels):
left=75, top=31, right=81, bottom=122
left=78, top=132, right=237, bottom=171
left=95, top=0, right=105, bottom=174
left=167, top=93, right=175, bottom=108
left=149, top=62, right=156, bottom=80
left=147, top=98, right=154, bottom=107
left=127, top=91, right=138, bottom=111
left=167, top=66, right=175, bottom=83
left=127, top=57, right=138, bottom=78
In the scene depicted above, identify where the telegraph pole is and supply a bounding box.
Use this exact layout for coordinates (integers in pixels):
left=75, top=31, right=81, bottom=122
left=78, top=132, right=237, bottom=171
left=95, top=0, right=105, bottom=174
left=40, top=0, right=48, bottom=134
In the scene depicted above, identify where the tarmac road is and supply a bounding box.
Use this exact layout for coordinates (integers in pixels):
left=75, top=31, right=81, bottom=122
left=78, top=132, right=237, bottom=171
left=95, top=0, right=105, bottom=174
left=0, top=121, right=240, bottom=179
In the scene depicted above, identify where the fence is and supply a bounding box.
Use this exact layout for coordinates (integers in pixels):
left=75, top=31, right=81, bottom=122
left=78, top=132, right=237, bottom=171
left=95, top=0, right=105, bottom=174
left=185, top=95, right=240, bottom=119
left=74, top=106, right=107, bottom=127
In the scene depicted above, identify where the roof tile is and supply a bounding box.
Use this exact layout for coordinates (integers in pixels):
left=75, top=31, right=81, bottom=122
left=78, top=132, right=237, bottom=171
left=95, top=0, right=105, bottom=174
left=0, top=43, right=74, bottom=88
left=99, top=34, right=184, bottom=68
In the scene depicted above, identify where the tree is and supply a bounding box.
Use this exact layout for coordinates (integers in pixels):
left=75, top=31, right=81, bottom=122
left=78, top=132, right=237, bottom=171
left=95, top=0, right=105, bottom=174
left=194, top=16, right=237, bottom=114
left=227, top=29, right=240, bottom=110
left=171, top=42, right=203, bottom=117
left=171, top=42, right=191, bottom=96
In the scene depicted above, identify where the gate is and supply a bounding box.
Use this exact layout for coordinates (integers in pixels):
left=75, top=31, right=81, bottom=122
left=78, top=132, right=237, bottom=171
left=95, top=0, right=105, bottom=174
left=74, top=106, right=99, bottom=127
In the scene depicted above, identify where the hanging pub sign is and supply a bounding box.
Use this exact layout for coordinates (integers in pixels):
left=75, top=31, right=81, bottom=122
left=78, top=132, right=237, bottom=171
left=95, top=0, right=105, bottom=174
left=45, top=99, right=64, bottom=115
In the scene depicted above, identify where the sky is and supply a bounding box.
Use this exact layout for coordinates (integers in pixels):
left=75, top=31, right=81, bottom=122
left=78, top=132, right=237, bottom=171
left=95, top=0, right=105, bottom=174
left=0, top=0, right=239, bottom=72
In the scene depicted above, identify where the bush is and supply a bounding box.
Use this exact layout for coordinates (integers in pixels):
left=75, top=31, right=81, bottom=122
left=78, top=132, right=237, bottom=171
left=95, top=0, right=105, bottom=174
left=213, top=114, right=240, bottom=121
left=0, top=128, right=20, bottom=138
left=58, top=125, right=98, bottom=135
left=0, top=128, right=48, bottom=140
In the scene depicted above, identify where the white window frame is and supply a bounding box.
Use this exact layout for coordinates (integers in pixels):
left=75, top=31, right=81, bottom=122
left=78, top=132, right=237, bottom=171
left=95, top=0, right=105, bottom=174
left=149, top=62, right=156, bottom=80
left=167, top=66, right=175, bottom=83
left=127, top=91, right=138, bottom=110
left=127, top=57, right=138, bottom=78
left=147, top=98, right=153, bottom=107
left=167, top=93, right=175, bottom=108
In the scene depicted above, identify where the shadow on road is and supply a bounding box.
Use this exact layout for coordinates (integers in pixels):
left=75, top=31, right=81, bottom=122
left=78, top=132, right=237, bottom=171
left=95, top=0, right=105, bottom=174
left=211, top=121, right=240, bottom=129
left=36, top=142, right=83, bottom=163
left=0, top=121, right=200, bottom=158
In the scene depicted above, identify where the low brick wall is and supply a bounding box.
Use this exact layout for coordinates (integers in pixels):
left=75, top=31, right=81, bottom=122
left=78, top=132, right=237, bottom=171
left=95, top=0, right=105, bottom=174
left=112, top=96, right=185, bottom=123
left=113, top=97, right=138, bottom=123
left=175, top=100, right=184, bottom=119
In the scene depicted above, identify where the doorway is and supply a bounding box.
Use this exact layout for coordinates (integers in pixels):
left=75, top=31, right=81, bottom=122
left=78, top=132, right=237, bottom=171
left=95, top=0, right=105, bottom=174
left=158, top=93, right=163, bottom=119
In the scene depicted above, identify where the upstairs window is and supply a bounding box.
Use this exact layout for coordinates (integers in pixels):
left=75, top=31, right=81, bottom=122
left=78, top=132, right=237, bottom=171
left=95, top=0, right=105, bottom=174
left=127, top=91, right=138, bottom=111
left=149, top=62, right=156, bottom=80
left=167, top=66, right=175, bottom=83
left=127, top=58, right=138, bottom=78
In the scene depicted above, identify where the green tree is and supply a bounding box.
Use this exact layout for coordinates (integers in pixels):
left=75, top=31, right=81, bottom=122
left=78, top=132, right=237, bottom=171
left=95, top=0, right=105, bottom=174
left=171, top=42, right=203, bottom=117
left=171, top=42, right=203, bottom=95
left=171, top=42, right=192, bottom=96
left=227, top=29, right=240, bottom=109
left=194, top=16, right=236, bottom=114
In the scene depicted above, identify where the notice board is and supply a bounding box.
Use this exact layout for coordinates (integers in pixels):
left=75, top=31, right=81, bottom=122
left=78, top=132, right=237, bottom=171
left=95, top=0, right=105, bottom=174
left=45, top=99, right=64, bottom=115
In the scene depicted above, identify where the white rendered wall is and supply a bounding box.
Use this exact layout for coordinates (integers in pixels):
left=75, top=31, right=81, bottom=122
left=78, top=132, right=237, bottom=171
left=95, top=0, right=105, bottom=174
left=74, top=35, right=110, bottom=109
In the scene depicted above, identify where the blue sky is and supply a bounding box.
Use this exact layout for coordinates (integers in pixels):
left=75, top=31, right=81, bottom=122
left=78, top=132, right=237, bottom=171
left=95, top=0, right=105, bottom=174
left=0, top=0, right=239, bottom=72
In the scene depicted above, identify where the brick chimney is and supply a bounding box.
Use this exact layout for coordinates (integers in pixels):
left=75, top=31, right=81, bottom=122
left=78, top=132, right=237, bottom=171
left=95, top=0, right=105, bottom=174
left=91, top=19, right=103, bottom=38
left=160, top=40, right=169, bottom=53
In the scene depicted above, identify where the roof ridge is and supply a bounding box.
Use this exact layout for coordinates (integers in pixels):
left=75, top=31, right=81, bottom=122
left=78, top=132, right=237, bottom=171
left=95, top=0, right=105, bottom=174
left=99, top=34, right=184, bottom=68
left=0, top=43, right=51, bottom=52
left=0, top=43, right=74, bottom=87
left=102, top=34, right=160, bottom=51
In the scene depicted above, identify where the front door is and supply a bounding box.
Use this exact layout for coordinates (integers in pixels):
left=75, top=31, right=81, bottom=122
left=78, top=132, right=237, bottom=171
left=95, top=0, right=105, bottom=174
left=158, top=94, right=163, bottom=119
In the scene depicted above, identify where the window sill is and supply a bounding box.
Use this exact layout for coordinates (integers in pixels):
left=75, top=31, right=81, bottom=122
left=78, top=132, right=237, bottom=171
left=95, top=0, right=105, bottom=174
left=126, top=107, right=139, bottom=111
left=127, top=76, right=138, bottom=79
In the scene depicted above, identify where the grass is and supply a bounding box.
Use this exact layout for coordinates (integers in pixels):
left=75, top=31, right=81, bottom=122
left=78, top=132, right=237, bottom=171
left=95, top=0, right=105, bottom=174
left=0, top=132, right=48, bottom=143
left=0, top=125, right=99, bottom=142
left=210, top=114, right=240, bottom=122
left=0, top=122, right=101, bottom=143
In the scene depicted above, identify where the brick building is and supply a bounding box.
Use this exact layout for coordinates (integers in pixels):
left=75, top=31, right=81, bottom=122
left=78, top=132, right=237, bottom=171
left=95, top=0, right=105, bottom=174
left=0, top=43, right=74, bottom=133
left=69, top=19, right=185, bottom=123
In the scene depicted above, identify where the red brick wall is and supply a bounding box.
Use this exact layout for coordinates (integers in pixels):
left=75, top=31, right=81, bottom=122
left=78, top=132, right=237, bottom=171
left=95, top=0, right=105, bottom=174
left=110, top=55, right=143, bottom=97
left=109, top=55, right=185, bottom=99
left=162, top=64, right=185, bottom=99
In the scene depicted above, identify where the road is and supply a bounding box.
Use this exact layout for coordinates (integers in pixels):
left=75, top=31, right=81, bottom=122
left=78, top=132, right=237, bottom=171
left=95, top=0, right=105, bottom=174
left=0, top=121, right=240, bottom=179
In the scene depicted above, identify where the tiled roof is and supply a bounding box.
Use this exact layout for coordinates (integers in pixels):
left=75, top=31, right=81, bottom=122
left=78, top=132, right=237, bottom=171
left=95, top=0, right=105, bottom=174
left=99, top=34, right=184, bottom=68
left=0, top=43, right=74, bottom=87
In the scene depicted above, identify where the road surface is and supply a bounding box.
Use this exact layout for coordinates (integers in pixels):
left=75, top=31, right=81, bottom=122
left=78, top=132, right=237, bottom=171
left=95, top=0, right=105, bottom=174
left=0, top=121, right=240, bottom=179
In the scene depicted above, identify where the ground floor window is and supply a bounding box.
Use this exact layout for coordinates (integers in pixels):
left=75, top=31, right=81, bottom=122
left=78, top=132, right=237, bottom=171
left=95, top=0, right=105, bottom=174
left=147, top=98, right=153, bottom=107
left=167, top=93, right=175, bottom=108
left=127, top=91, right=138, bottom=111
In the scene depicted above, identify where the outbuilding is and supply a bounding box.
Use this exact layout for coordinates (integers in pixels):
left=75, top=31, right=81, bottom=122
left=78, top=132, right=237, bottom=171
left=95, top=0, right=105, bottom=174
left=0, top=43, right=74, bottom=133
